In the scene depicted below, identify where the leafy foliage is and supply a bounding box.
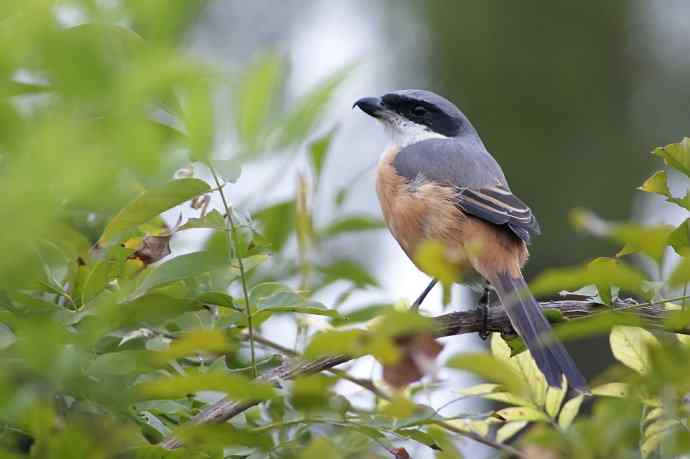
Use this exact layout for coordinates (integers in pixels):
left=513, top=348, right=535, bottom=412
left=2, top=2, right=690, bottom=458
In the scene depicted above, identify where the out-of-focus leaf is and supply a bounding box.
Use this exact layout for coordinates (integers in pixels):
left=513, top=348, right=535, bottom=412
left=236, top=53, right=284, bottom=151
left=638, top=170, right=671, bottom=197
left=415, top=240, right=461, bottom=304
left=668, top=219, right=690, bottom=255
left=104, top=294, right=205, bottom=329
left=291, top=374, right=337, bottom=409
left=447, top=353, right=527, bottom=396
left=669, top=256, right=690, bottom=288
left=610, top=326, right=659, bottom=374
left=81, top=259, right=111, bottom=305
left=381, top=395, right=417, bottom=418
left=305, top=329, right=399, bottom=364
left=308, top=127, right=337, bottom=187
left=276, top=63, right=355, bottom=148
left=591, top=382, right=630, bottom=398
left=496, top=421, right=528, bottom=443
left=196, top=291, right=234, bottom=308
left=182, top=77, right=214, bottom=161
left=558, top=394, right=584, bottom=429
left=320, top=215, right=385, bottom=239
left=530, top=257, right=647, bottom=304
left=612, top=224, right=672, bottom=264
left=495, top=406, right=548, bottom=422
left=330, top=303, right=391, bottom=326
left=640, top=432, right=663, bottom=459
left=254, top=200, right=295, bottom=253
left=299, top=437, right=343, bottom=459
left=137, top=371, right=275, bottom=401
left=137, top=250, right=227, bottom=292
left=249, top=282, right=339, bottom=320
left=89, top=350, right=153, bottom=376
left=317, top=259, right=378, bottom=289
left=154, top=329, right=233, bottom=363
left=652, top=137, right=690, bottom=176
left=99, top=179, right=210, bottom=245
left=175, top=423, right=272, bottom=450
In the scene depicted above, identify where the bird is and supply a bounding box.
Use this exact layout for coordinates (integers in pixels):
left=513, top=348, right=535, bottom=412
left=353, top=89, right=587, bottom=392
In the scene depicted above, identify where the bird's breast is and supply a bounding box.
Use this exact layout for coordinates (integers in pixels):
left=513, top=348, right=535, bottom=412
left=375, top=146, right=466, bottom=262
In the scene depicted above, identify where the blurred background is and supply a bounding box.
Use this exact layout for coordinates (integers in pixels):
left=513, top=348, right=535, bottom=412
left=184, top=1, right=690, bottom=455
left=2, top=1, right=689, bottom=457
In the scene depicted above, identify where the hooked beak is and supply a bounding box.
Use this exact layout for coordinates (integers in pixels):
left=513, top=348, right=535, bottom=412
left=353, top=96, right=385, bottom=118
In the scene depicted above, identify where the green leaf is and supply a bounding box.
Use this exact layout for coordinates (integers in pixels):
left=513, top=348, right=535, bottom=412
left=381, top=395, right=417, bottom=418
left=495, top=406, right=548, bottom=422
left=249, top=282, right=339, bottom=322
left=557, top=394, right=584, bottom=429
left=415, top=240, right=460, bottom=304
left=320, top=215, right=385, bottom=239
left=304, top=329, right=399, bottom=364
left=530, top=257, right=648, bottom=304
left=652, top=137, right=690, bottom=176
left=496, top=421, right=528, bottom=443
left=330, top=303, right=391, bottom=326
left=99, top=179, right=211, bottom=245
left=81, top=259, right=111, bottom=305
left=137, top=371, right=275, bottom=401
left=447, top=353, right=527, bottom=396
left=483, top=391, right=534, bottom=407
left=89, top=350, right=153, bottom=376
left=137, top=250, right=228, bottom=292
left=456, top=383, right=501, bottom=397
left=317, top=259, right=378, bottom=289
left=609, top=326, right=659, bottom=374
left=669, top=256, right=690, bottom=288
left=103, top=294, right=205, bottom=330
left=254, top=200, right=296, bottom=252
left=182, top=78, right=214, bottom=161
left=299, top=437, right=343, bottom=459
left=591, top=382, right=630, bottom=398
left=236, top=53, right=284, bottom=151
left=638, top=170, right=671, bottom=197
left=175, top=424, right=272, bottom=450
left=276, top=62, right=355, bottom=148
left=308, top=127, right=337, bottom=187
left=668, top=219, right=690, bottom=255
left=154, top=329, right=233, bottom=363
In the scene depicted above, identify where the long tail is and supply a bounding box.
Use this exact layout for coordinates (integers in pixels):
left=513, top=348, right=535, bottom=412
left=491, top=271, right=588, bottom=392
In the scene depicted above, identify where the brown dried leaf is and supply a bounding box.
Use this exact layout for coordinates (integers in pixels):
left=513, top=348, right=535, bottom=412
left=129, top=234, right=172, bottom=265
left=382, top=334, right=443, bottom=388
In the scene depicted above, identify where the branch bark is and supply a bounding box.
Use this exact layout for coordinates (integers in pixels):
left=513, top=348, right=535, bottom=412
left=161, top=298, right=685, bottom=450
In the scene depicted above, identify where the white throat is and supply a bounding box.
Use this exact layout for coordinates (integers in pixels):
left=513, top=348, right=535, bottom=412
left=380, top=115, right=448, bottom=149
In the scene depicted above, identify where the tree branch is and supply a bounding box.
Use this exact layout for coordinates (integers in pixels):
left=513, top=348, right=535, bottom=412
left=161, top=298, right=686, bottom=450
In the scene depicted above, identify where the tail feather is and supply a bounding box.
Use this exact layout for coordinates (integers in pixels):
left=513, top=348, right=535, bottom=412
left=492, top=271, right=588, bottom=392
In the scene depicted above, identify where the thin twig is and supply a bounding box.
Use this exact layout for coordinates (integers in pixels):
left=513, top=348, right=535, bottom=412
left=251, top=333, right=526, bottom=457
left=208, top=166, right=257, bottom=378
left=161, top=298, right=688, bottom=451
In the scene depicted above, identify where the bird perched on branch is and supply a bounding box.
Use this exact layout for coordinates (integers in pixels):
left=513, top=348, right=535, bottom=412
left=354, top=89, right=587, bottom=392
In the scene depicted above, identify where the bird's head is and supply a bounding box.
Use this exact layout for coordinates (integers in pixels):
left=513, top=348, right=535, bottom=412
left=353, top=89, right=474, bottom=148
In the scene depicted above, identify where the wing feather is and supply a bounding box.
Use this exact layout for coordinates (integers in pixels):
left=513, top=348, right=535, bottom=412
left=456, top=186, right=541, bottom=243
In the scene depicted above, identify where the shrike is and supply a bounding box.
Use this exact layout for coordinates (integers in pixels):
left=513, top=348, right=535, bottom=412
left=354, top=89, right=587, bottom=391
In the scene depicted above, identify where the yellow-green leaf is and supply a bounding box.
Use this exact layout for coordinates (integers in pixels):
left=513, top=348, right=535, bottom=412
left=609, top=326, right=659, bottom=374
left=447, top=353, right=527, bottom=397
left=381, top=395, right=417, bottom=418
left=456, top=383, right=501, bottom=397
left=495, top=406, right=548, bottom=422
left=137, top=371, right=275, bottom=401
left=638, top=170, right=671, bottom=197
left=154, top=329, right=232, bottom=363
left=415, top=240, right=461, bottom=304
left=591, top=382, right=630, bottom=398
left=558, top=394, right=584, bottom=429
left=669, top=256, right=690, bottom=288
left=640, top=432, right=663, bottom=459
left=653, top=137, right=690, bottom=176
left=496, top=421, right=528, bottom=443
left=545, top=381, right=567, bottom=418
left=484, top=392, right=534, bottom=407
left=668, top=219, right=690, bottom=255
left=99, top=178, right=210, bottom=245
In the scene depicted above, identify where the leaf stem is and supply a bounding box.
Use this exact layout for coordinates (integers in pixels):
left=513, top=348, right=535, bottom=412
left=209, top=166, right=257, bottom=378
